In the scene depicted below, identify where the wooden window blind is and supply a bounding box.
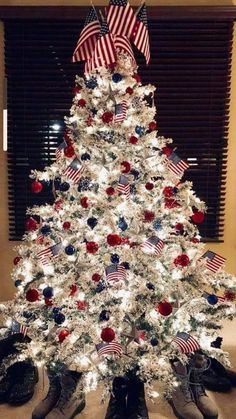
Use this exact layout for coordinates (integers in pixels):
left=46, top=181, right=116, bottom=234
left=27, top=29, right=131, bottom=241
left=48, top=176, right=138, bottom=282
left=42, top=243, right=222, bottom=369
left=3, top=9, right=234, bottom=241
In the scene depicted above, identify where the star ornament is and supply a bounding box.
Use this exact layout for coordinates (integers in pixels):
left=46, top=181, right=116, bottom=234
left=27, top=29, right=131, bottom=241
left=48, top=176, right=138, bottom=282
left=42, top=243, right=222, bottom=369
left=122, top=318, right=146, bottom=348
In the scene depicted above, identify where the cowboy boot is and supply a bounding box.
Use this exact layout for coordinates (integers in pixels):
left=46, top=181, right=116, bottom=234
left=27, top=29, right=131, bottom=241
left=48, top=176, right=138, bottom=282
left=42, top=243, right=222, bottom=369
left=169, top=361, right=204, bottom=419
left=32, top=368, right=62, bottom=419
left=105, top=376, right=128, bottom=419
left=45, top=370, right=85, bottom=419
left=126, top=376, right=149, bottom=419
left=190, top=354, right=218, bottom=419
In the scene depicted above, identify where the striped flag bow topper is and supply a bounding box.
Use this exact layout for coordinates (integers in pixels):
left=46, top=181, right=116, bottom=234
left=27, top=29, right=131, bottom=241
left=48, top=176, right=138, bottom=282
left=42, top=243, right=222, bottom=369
left=105, top=263, right=127, bottom=283
left=114, top=35, right=136, bottom=65
left=141, top=236, right=164, bottom=256
left=85, top=17, right=116, bottom=73
left=201, top=250, right=226, bottom=273
left=132, top=2, right=150, bottom=65
left=11, top=319, right=28, bottom=337
left=37, top=242, right=62, bottom=266
left=96, top=341, right=123, bottom=356
left=172, top=332, right=200, bottom=354
left=117, top=175, right=130, bottom=198
left=63, top=157, right=85, bottom=184
left=165, top=151, right=189, bottom=177
left=72, top=6, right=100, bottom=62
left=107, top=0, right=136, bottom=39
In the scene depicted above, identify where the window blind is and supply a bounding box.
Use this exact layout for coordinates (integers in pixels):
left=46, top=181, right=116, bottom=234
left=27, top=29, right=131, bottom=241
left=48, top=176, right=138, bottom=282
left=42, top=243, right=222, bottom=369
left=4, top=15, right=233, bottom=241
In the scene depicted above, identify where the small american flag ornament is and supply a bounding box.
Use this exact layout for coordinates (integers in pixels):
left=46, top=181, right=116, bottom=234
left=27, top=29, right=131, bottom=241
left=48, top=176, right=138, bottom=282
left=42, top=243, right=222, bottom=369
left=37, top=242, right=62, bottom=266
left=165, top=151, right=189, bottom=177
left=202, top=250, right=226, bottom=273
left=141, top=236, right=164, bottom=256
left=114, top=101, right=127, bottom=123
left=11, top=319, right=28, bottom=337
left=105, top=264, right=126, bottom=283
left=96, top=341, right=123, bottom=356
left=117, top=175, right=130, bottom=199
left=172, top=332, right=200, bottom=354
left=55, top=140, right=67, bottom=161
left=63, top=157, right=84, bottom=184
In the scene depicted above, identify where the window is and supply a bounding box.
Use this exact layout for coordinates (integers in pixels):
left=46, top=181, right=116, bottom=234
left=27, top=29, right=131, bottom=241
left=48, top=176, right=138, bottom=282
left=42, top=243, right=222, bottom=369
left=3, top=7, right=234, bottom=241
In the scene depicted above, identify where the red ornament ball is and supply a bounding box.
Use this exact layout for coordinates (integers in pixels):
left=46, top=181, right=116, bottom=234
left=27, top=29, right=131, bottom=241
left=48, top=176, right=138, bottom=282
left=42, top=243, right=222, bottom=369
left=26, top=288, right=39, bottom=302
left=72, top=85, right=82, bottom=95
left=58, top=329, right=70, bottom=343
left=162, top=147, right=172, bottom=157
left=224, top=290, right=236, bottom=301
left=86, top=241, right=99, bottom=254
left=31, top=180, right=43, bottom=193
left=63, top=221, right=71, bottom=230
left=144, top=210, right=155, bottom=222
left=107, top=234, right=122, bottom=246
left=102, top=111, right=113, bottom=124
left=163, top=186, right=174, bottom=198
left=92, top=273, right=101, bottom=282
left=191, top=211, right=205, bottom=224
left=145, top=182, right=154, bottom=191
left=77, top=98, right=86, bottom=107
left=69, top=284, right=78, bottom=296
left=13, top=256, right=22, bottom=265
left=175, top=223, right=184, bottom=231
left=64, top=146, right=75, bottom=158
left=164, top=198, right=179, bottom=209
left=80, top=197, right=89, bottom=208
left=106, top=187, right=115, bottom=196
left=126, top=87, right=133, bottom=95
left=76, top=300, right=88, bottom=310
left=174, top=254, right=190, bottom=267
left=121, top=161, right=131, bottom=173
left=129, top=135, right=138, bottom=144
left=101, top=327, right=115, bottom=342
left=133, top=73, right=141, bottom=83
left=157, top=301, right=173, bottom=316
left=25, top=218, right=38, bottom=231
left=149, top=121, right=157, bottom=131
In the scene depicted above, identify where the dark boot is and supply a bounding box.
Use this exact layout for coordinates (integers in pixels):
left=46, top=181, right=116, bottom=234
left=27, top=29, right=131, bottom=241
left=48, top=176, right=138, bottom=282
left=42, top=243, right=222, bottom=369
left=45, top=370, right=85, bottom=419
left=32, top=368, right=61, bottom=419
left=6, top=359, right=39, bottom=405
left=127, top=376, right=149, bottom=419
left=0, top=333, right=31, bottom=364
left=202, top=357, right=232, bottom=392
left=105, top=376, right=128, bottom=419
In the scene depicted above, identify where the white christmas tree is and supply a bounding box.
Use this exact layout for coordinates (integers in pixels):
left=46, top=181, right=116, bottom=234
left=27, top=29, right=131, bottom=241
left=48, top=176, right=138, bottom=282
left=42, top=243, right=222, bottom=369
left=2, top=2, right=236, bottom=400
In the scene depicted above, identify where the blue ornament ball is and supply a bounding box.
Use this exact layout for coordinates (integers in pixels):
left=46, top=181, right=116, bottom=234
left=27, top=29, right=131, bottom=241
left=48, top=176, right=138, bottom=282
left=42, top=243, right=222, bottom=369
left=52, top=307, right=61, bottom=314
left=112, top=73, right=123, bottom=83
left=85, top=77, right=98, bottom=89
left=40, top=225, right=51, bottom=236
left=153, top=219, right=162, bottom=231
left=54, top=312, right=65, bottom=325
left=121, top=262, right=130, bottom=270
left=146, top=282, right=155, bottom=290
left=23, top=310, right=33, bottom=319
left=99, top=310, right=110, bottom=321
left=130, top=169, right=140, bottom=180
left=111, top=254, right=120, bottom=263
left=135, top=125, right=145, bottom=136
left=118, top=217, right=128, bottom=231
left=65, top=245, right=75, bottom=255
left=87, top=217, right=98, bottom=229
left=95, top=281, right=106, bottom=293
left=150, top=336, right=159, bottom=346
left=14, top=279, right=22, bottom=287
left=81, top=152, right=91, bottom=161
left=60, top=182, right=70, bottom=192
left=43, top=286, right=54, bottom=299
left=207, top=294, right=218, bottom=305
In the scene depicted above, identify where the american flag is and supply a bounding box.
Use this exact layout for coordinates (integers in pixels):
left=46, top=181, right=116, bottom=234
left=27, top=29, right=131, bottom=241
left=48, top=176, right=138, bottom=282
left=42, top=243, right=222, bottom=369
left=132, top=3, right=150, bottom=65
left=11, top=319, right=28, bottom=337
left=172, top=332, right=200, bottom=354
left=85, top=18, right=116, bottom=73
left=202, top=291, right=226, bottom=303
left=166, top=151, right=189, bottom=177
left=72, top=7, right=100, bottom=62
left=37, top=242, right=62, bottom=266
left=107, top=0, right=136, bottom=39
left=63, top=157, right=84, bottom=184
left=55, top=140, right=67, bottom=161
left=141, top=236, right=164, bottom=256
left=114, top=101, right=127, bottom=123
left=96, top=341, right=123, bottom=356
left=202, top=250, right=226, bottom=273
left=117, top=175, right=130, bottom=199
left=105, top=264, right=126, bottom=283
left=114, top=34, right=136, bottom=65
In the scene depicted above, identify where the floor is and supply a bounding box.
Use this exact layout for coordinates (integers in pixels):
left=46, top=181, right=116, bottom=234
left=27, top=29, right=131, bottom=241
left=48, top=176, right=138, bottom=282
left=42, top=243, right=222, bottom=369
left=0, top=319, right=236, bottom=419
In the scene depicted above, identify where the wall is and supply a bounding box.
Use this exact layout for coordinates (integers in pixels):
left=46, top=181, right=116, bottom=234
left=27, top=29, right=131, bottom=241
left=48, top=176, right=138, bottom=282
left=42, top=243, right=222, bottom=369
left=0, top=0, right=236, bottom=302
